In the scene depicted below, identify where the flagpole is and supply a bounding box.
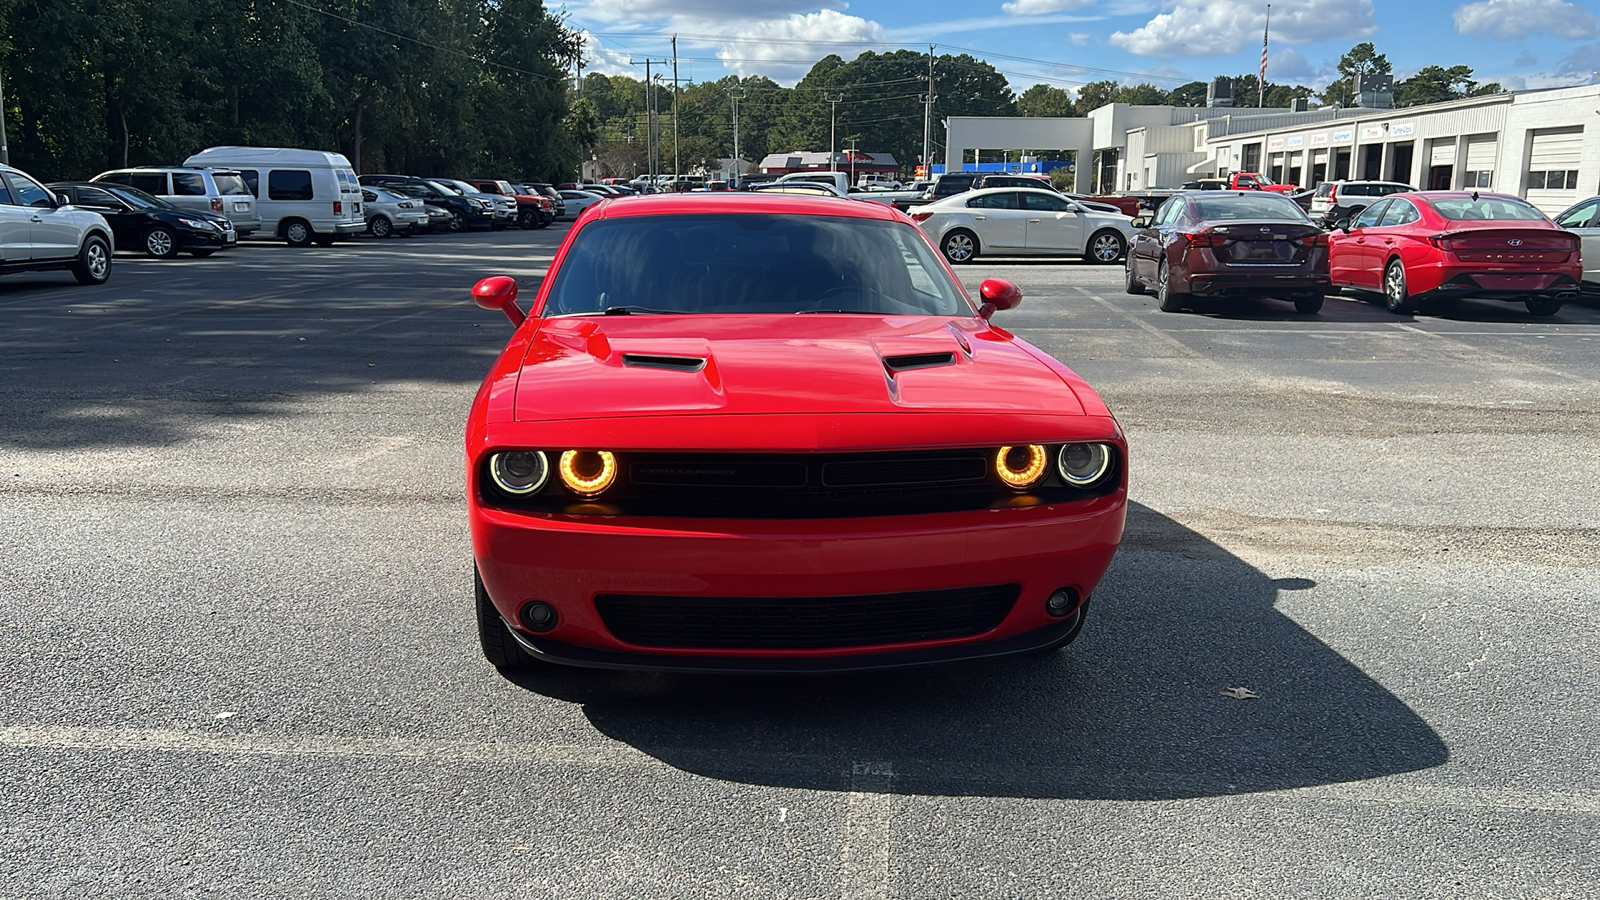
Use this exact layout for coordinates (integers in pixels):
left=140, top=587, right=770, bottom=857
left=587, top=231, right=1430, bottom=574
left=1260, top=4, right=1270, bottom=107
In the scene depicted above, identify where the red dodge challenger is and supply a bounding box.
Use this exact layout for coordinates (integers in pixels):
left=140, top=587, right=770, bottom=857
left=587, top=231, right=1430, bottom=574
left=465, top=193, right=1128, bottom=674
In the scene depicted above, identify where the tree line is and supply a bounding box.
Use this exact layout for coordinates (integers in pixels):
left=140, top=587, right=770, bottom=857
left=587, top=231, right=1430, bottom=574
left=0, top=0, right=580, bottom=182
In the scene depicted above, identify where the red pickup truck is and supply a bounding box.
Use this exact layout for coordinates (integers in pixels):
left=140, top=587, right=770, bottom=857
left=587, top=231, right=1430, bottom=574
left=1193, top=172, right=1298, bottom=194
left=468, top=180, right=553, bottom=229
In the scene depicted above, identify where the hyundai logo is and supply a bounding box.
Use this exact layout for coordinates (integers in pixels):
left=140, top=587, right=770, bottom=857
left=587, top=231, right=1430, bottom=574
left=1507, top=239, right=1523, bottom=246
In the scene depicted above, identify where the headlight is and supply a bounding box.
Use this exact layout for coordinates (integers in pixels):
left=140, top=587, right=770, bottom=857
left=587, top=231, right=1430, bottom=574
left=488, top=451, right=549, bottom=495
left=178, top=217, right=209, bottom=229
left=994, top=445, right=1048, bottom=490
left=559, top=450, right=617, bottom=497
left=1057, top=443, right=1113, bottom=487
left=472, top=198, right=490, bottom=209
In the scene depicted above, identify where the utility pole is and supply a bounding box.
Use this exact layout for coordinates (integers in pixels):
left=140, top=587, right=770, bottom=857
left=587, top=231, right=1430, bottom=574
left=0, top=70, right=9, bottom=165
left=729, top=86, right=745, bottom=183
left=922, top=47, right=936, bottom=178
left=631, top=58, right=667, bottom=182
left=826, top=94, right=843, bottom=169
left=671, top=35, right=680, bottom=179
left=846, top=137, right=859, bottom=185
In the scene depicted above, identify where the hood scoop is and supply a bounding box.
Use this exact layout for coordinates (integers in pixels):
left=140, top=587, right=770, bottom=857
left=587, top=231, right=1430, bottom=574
left=883, top=351, right=957, bottom=375
left=622, top=353, right=707, bottom=373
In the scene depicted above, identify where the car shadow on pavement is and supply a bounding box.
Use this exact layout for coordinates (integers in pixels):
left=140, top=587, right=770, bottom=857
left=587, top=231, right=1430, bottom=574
left=507, top=501, right=1449, bottom=800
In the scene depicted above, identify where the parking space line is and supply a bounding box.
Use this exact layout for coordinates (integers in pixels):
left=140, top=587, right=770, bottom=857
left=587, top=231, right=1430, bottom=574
left=838, top=761, right=897, bottom=900
left=1389, top=322, right=1595, bottom=385
left=1070, top=287, right=1212, bottom=361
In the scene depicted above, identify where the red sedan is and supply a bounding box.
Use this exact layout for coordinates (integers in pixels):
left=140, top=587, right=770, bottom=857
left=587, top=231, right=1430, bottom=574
left=1327, top=191, right=1582, bottom=316
left=466, top=194, right=1127, bottom=674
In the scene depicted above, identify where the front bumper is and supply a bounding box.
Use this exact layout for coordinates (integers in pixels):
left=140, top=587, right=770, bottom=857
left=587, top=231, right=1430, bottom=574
left=473, top=493, right=1126, bottom=670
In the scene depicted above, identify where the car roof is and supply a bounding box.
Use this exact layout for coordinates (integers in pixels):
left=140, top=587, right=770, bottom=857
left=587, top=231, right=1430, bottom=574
left=589, top=192, right=903, bottom=222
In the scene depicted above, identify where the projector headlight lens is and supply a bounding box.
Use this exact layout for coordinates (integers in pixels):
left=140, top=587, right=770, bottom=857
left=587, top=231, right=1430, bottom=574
left=489, top=451, right=549, bottom=495
left=559, top=450, right=618, bottom=497
left=994, top=445, right=1048, bottom=490
left=1057, top=443, right=1112, bottom=488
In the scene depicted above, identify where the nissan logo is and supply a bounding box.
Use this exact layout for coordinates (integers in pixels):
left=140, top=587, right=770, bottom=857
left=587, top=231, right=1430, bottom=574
left=1507, top=239, right=1523, bottom=246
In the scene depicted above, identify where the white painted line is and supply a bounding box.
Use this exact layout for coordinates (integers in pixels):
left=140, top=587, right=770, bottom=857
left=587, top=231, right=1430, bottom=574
left=1389, top=322, right=1594, bottom=385
left=839, top=760, right=897, bottom=900
left=1071, top=287, right=1211, bottom=362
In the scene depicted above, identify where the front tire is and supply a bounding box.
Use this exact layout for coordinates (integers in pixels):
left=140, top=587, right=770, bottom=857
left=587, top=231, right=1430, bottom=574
left=1293, top=293, right=1324, bottom=314
left=283, top=219, right=313, bottom=247
left=1526, top=296, right=1563, bottom=316
left=1124, top=256, right=1147, bottom=294
left=1157, top=258, right=1187, bottom=312
left=144, top=226, right=179, bottom=258
left=1383, top=259, right=1414, bottom=314
left=941, top=229, right=978, bottom=264
left=476, top=568, right=540, bottom=673
left=369, top=215, right=394, bottom=238
left=447, top=209, right=466, bottom=233
left=1086, top=230, right=1126, bottom=265
left=71, top=234, right=112, bottom=285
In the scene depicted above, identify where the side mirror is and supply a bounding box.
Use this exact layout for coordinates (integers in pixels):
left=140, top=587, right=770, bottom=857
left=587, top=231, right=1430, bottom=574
left=977, top=278, right=1023, bottom=319
left=1131, top=215, right=1153, bottom=229
left=56, top=193, right=72, bottom=207
left=472, top=275, right=525, bottom=326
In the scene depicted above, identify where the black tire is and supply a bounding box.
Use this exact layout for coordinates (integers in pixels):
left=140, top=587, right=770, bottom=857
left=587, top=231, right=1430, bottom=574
left=1526, top=296, right=1563, bottom=316
left=1085, top=230, right=1126, bottom=265
left=537, top=212, right=553, bottom=229
left=369, top=215, right=394, bottom=238
left=476, top=568, right=539, bottom=673
left=1124, top=256, right=1147, bottom=294
left=941, top=229, right=978, bottom=264
left=1293, top=293, right=1324, bottom=314
left=188, top=249, right=217, bottom=258
left=1383, top=259, right=1414, bottom=314
left=447, top=209, right=466, bottom=232
left=283, top=219, right=313, bottom=247
left=144, top=226, right=179, bottom=258
left=71, top=234, right=112, bottom=285
left=1156, top=258, right=1187, bottom=312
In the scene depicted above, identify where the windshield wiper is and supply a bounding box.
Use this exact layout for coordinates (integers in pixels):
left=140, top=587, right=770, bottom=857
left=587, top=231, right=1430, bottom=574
left=601, top=305, right=678, bottom=315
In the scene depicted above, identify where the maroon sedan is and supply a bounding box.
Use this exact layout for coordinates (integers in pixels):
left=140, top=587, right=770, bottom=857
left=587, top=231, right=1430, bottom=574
left=1327, top=191, right=1581, bottom=316
left=1125, top=191, right=1329, bottom=314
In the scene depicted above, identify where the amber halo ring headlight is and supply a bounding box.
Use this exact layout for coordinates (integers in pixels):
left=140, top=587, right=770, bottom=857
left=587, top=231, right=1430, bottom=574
left=994, top=445, right=1049, bottom=490
left=559, top=450, right=618, bottom=497
left=1057, top=443, right=1113, bottom=488
left=489, top=450, right=549, bottom=495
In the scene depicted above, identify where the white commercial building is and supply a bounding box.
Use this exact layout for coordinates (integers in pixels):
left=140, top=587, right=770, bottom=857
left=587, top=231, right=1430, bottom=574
left=944, top=83, right=1600, bottom=214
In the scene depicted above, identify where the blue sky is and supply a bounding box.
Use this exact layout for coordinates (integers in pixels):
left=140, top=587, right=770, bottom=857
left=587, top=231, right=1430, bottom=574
left=565, top=0, right=1600, bottom=95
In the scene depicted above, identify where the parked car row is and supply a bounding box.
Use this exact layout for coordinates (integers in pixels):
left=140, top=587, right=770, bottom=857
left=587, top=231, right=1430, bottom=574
left=1122, top=189, right=1588, bottom=317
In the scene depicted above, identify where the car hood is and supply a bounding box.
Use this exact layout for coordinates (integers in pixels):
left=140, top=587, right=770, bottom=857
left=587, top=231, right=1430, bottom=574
left=513, top=315, right=1084, bottom=421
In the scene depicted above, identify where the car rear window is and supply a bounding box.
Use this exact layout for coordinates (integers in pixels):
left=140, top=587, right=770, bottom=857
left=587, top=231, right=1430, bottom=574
left=125, top=172, right=169, bottom=195
left=1191, top=195, right=1308, bottom=220
left=544, top=213, right=969, bottom=317
left=268, top=170, right=314, bottom=201
left=1314, top=183, right=1334, bottom=197
left=171, top=173, right=208, bottom=196
left=213, top=173, right=251, bottom=196
left=1431, top=196, right=1547, bottom=221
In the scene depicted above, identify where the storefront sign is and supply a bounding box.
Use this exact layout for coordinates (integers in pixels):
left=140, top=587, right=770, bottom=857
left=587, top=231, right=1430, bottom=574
left=1311, top=133, right=1329, bottom=146
left=1332, top=130, right=1353, bottom=143
left=1286, top=135, right=1305, bottom=148
left=1360, top=125, right=1385, bottom=140
left=1268, top=136, right=1287, bottom=150
left=1390, top=122, right=1415, bottom=137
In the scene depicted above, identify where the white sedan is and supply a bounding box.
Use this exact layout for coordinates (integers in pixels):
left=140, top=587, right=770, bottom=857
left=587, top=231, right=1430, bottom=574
left=910, top=187, right=1135, bottom=265
left=559, top=190, right=607, bottom=215
left=1553, top=195, right=1600, bottom=287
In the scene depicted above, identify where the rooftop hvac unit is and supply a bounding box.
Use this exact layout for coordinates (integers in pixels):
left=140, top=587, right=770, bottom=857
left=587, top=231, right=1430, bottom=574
left=1354, top=74, right=1394, bottom=110
left=1291, top=97, right=1311, bottom=113
left=1206, top=77, right=1234, bottom=108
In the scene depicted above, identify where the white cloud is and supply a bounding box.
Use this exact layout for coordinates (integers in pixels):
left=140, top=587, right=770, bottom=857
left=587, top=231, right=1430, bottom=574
left=1068, top=32, right=1090, bottom=45
left=715, top=11, right=889, bottom=85
left=1453, top=0, right=1600, bottom=40
left=1000, top=0, right=1093, bottom=15
left=1110, top=0, right=1375, bottom=56
left=1267, top=47, right=1315, bottom=82
left=577, top=32, right=641, bottom=78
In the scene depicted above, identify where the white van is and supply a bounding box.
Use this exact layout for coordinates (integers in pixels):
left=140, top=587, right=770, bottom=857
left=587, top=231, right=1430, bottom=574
left=181, top=147, right=365, bottom=247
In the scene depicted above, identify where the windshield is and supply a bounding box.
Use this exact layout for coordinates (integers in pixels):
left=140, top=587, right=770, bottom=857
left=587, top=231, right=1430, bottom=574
left=1431, top=195, right=1547, bottom=221
left=107, top=185, right=174, bottom=209
left=428, top=181, right=461, bottom=196
left=1192, top=195, right=1308, bottom=220
left=542, top=213, right=972, bottom=317
left=213, top=174, right=251, bottom=196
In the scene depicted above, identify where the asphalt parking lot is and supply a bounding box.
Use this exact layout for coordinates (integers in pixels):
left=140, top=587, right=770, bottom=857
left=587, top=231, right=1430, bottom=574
left=2, top=227, right=1597, bottom=898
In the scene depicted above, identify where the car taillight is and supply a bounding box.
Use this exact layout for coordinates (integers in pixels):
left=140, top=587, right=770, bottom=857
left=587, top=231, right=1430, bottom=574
left=1297, top=233, right=1328, bottom=247
left=910, top=211, right=933, bottom=222
left=210, top=197, right=224, bottom=211
left=1327, top=184, right=1338, bottom=202
left=1182, top=231, right=1224, bottom=248
left=333, top=200, right=343, bottom=214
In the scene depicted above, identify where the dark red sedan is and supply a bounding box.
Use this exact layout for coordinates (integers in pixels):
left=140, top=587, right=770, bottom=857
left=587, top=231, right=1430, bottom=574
left=1327, top=191, right=1581, bottom=316
left=465, top=193, right=1128, bottom=674
left=1124, top=191, right=1329, bottom=314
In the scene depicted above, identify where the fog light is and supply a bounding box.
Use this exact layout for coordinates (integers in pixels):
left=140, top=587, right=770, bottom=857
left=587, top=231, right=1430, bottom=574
left=519, top=601, right=558, bottom=632
left=1045, top=588, right=1080, bottom=618
left=559, top=450, right=618, bottom=497
left=995, top=444, right=1047, bottom=489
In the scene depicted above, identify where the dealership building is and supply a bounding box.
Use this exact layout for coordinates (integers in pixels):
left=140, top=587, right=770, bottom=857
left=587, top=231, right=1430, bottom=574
left=943, top=82, right=1600, bottom=214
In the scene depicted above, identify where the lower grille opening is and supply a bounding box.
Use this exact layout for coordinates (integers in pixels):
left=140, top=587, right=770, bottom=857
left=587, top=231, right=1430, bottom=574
left=596, top=584, right=1021, bottom=649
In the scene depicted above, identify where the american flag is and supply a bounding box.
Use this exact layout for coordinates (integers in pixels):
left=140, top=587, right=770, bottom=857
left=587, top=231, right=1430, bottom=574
left=1259, top=5, right=1270, bottom=107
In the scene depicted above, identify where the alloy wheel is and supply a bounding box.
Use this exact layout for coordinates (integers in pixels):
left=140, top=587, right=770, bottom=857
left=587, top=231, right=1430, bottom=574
left=943, top=232, right=974, bottom=263
left=87, top=243, right=109, bottom=279
left=1091, top=232, right=1123, bottom=263
left=145, top=229, right=175, bottom=257
left=1384, top=262, right=1412, bottom=313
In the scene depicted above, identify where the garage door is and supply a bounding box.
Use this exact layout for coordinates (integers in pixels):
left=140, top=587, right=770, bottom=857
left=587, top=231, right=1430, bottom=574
left=1526, top=127, right=1583, bottom=211
left=1462, top=135, right=1496, bottom=188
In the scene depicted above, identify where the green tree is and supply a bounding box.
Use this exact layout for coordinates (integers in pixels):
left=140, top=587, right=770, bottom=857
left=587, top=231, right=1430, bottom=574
left=1118, top=83, right=1168, bottom=105
left=1394, top=64, right=1503, bottom=107
left=1320, top=42, right=1392, bottom=107
left=1017, top=84, right=1074, bottom=117
left=1168, top=81, right=1209, bottom=107
left=1074, top=80, right=1119, bottom=115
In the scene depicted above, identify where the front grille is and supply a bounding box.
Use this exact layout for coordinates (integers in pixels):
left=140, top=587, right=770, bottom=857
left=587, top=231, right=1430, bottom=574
left=822, top=456, right=985, bottom=487
left=595, top=584, right=1021, bottom=649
